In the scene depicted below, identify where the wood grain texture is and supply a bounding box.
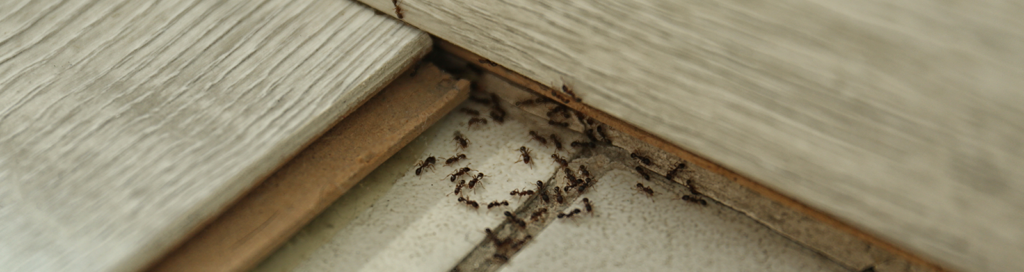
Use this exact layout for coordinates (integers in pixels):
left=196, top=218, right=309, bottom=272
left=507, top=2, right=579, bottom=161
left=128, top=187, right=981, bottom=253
left=150, top=64, right=468, bottom=272
left=0, top=1, right=430, bottom=271
left=360, top=1, right=1024, bottom=271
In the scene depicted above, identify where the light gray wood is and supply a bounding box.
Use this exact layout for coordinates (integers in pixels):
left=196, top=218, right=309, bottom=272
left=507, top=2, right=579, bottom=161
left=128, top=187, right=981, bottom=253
left=360, top=0, right=1024, bottom=271
left=0, top=1, right=430, bottom=271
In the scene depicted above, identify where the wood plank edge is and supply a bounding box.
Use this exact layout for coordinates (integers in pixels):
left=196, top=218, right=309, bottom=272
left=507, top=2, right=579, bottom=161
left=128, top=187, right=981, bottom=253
left=434, top=39, right=950, bottom=272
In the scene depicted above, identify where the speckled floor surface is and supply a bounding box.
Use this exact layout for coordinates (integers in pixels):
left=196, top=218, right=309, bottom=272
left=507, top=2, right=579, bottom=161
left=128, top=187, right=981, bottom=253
left=252, top=94, right=849, bottom=272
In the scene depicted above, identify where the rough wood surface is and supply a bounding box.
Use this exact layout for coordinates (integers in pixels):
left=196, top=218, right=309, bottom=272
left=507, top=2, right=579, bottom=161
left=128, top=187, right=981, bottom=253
left=361, top=1, right=1024, bottom=271
left=0, top=1, right=429, bottom=271
left=149, top=64, right=469, bottom=272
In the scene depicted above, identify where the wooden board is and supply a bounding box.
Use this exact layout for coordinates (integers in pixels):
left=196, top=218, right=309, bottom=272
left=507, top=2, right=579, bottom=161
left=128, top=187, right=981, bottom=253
left=359, top=1, right=1024, bottom=271
left=149, top=63, right=469, bottom=272
left=0, top=1, right=430, bottom=271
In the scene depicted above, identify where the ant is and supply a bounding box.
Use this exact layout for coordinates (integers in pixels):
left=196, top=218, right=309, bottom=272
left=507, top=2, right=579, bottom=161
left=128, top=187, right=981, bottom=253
left=449, top=167, right=472, bottom=182
left=415, top=156, right=436, bottom=175
left=479, top=58, right=499, bottom=67
left=583, top=198, right=593, bottom=212
left=554, top=186, right=564, bottom=203
left=468, top=117, right=488, bottom=127
left=570, top=141, right=596, bottom=149
left=635, top=166, right=650, bottom=180
left=562, top=84, right=581, bottom=102
left=487, top=200, right=509, bottom=209
left=489, top=111, right=505, bottom=123
left=468, top=173, right=484, bottom=189
left=485, top=228, right=509, bottom=246
left=530, top=208, right=548, bottom=221
left=392, top=0, right=404, bottom=19
left=685, top=179, right=700, bottom=195
left=546, top=105, right=572, bottom=119
left=548, top=120, right=570, bottom=128
left=528, top=131, right=548, bottom=145
left=635, top=183, right=654, bottom=196
left=557, top=208, right=582, bottom=219
left=510, top=189, right=535, bottom=196
left=666, top=163, right=686, bottom=181
left=564, top=168, right=579, bottom=185
left=453, top=180, right=466, bottom=195
left=596, top=125, right=611, bottom=144
left=510, top=235, right=532, bottom=250
left=459, top=108, right=480, bottom=116
left=549, top=88, right=571, bottom=103
left=551, top=154, right=569, bottom=168
left=458, top=197, right=479, bottom=208
left=504, top=211, right=527, bottom=228
left=578, top=165, right=591, bottom=178
left=492, top=253, right=509, bottom=263
left=445, top=154, right=467, bottom=165
left=630, top=152, right=653, bottom=166
left=489, top=94, right=506, bottom=124
left=515, top=97, right=549, bottom=106
left=576, top=181, right=589, bottom=193
left=682, top=195, right=707, bottom=206
left=453, top=131, right=469, bottom=150
left=549, top=134, right=563, bottom=150
left=517, top=146, right=533, bottom=165
left=468, top=93, right=492, bottom=106
left=584, top=128, right=599, bottom=143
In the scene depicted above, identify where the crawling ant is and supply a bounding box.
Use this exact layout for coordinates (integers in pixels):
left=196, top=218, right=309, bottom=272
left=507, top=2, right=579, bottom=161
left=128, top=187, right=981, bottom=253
left=562, top=84, right=582, bottom=102
left=685, top=179, right=700, bottom=195
left=557, top=208, right=582, bottom=219
left=537, top=182, right=550, bottom=202
left=504, top=211, right=527, bottom=228
left=468, top=117, right=488, bottom=127
left=563, top=185, right=573, bottom=193
left=479, top=58, right=499, bottom=67
left=682, top=195, right=707, bottom=206
left=630, top=152, right=653, bottom=166
left=458, top=197, right=479, bottom=208
left=635, top=183, right=654, bottom=196
left=666, top=163, right=686, bottom=181
left=446, top=154, right=467, bottom=165
left=510, top=189, right=535, bottom=196
left=546, top=105, right=571, bottom=119
left=530, top=208, right=548, bottom=221
left=578, top=165, right=591, bottom=178
left=517, top=146, right=533, bottom=165
left=489, top=111, right=505, bottom=123
left=596, top=125, right=611, bottom=144
left=570, top=141, right=596, bottom=149
left=635, top=166, right=650, bottom=180
left=489, top=94, right=506, bottom=124
left=510, top=235, right=532, bottom=250
left=454, top=180, right=466, bottom=195
left=548, top=120, right=570, bottom=128
left=564, top=168, right=579, bottom=185
left=576, top=181, right=589, bottom=193
left=487, top=200, right=509, bottom=209
left=583, top=198, right=593, bottom=212
left=459, top=108, right=480, bottom=116
left=468, top=173, right=484, bottom=189
left=549, top=89, right=571, bottom=103
left=514, top=97, right=549, bottom=106
left=527, top=131, right=548, bottom=145
left=449, top=167, right=472, bottom=182
left=584, top=128, right=599, bottom=143
left=468, top=94, right=492, bottom=106
left=492, top=253, right=509, bottom=263
left=554, top=186, right=564, bottom=203
left=551, top=154, right=569, bottom=168
left=392, top=0, right=404, bottom=19
left=549, top=134, right=563, bottom=150
left=485, top=228, right=509, bottom=246
left=536, top=180, right=545, bottom=190
left=415, top=156, right=437, bottom=175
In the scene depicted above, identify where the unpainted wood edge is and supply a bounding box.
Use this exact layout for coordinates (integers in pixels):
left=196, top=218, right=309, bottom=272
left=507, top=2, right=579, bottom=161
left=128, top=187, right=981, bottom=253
left=434, top=38, right=950, bottom=272
left=142, top=44, right=434, bottom=272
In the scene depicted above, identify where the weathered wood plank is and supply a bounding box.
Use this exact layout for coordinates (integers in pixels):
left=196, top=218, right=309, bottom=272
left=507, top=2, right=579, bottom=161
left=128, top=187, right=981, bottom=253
left=149, top=64, right=468, bottom=272
left=0, top=1, right=430, bottom=271
left=360, top=1, right=1024, bottom=271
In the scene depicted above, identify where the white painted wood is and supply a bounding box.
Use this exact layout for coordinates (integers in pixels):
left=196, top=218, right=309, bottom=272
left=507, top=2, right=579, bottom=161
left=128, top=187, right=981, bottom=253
left=359, top=0, right=1024, bottom=271
left=0, top=0, right=430, bottom=271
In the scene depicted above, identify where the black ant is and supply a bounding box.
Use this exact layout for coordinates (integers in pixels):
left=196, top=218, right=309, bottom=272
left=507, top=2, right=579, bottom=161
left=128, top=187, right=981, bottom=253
left=485, top=228, right=509, bottom=246
left=685, top=179, right=700, bottom=195
left=549, top=134, right=563, bottom=150
left=562, top=84, right=581, bottom=102
left=551, top=154, right=569, bottom=168
left=554, top=186, right=564, bottom=203
left=459, top=108, right=480, bottom=116
left=635, top=166, right=650, bottom=180
left=510, top=189, right=535, bottom=196
left=546, top=105, right=572, bottom=119
left=510, top=235, right=532, bottom=250
left=517, top=146, right=533, bottom=165
left=468, top=173, right=484, bottom=189
left=583, top=198, right=593, bottom=212
left=468, top=117, right=488, bottom=127
left=449, top=167, right=472, bottom=182
left=493, top=253, right=509, bottom=263
left=570, top=141, right=596, bottom=149
left=446, top=154, right=467, bottom=165
left=635, top=183, right=654, bottom=196
left=454, top=180, right=466, bottom=195
left=504, top=211, right=527, bottom=228
left=666, top=163, right=686, bottom=181
left=468, top=94, right=492, bottom=106
left=548, top=120, right=570, bottom=128
left=415, top=156, right=436, bottom=175
left=630, top=152, right=653, bottom=166
left=564, top=168, right=579, bottom=185
left=549, top=88, right=571, bottom=103
left=530, top=208, right=548, bottom=221
left=577, top=181, right=589, bottom=193
left=682, top=195, right=707, bottom=206
left=452, top=131, right=468, bottom=150
left=584, top=128, right=599, bottom=143
left=458, top=197, right=479, bottom=208
left=515, top=97, right=549, bottom=106
left=489, top=111, right=505, bottom=123
left=392, top=0, right=404, bottom=19
left=578, top=165, right=591, bottom=178
left=596, top=125, right=611, bottom=144
left=487, top=200, right=509, bottom=209
left=489, top=94, right=506, bottom=124
left=479, top=58, right=499, bottom=67
left=557, top=208, right=582, bottom=218
left=528, top=131, right=548, bottom=145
